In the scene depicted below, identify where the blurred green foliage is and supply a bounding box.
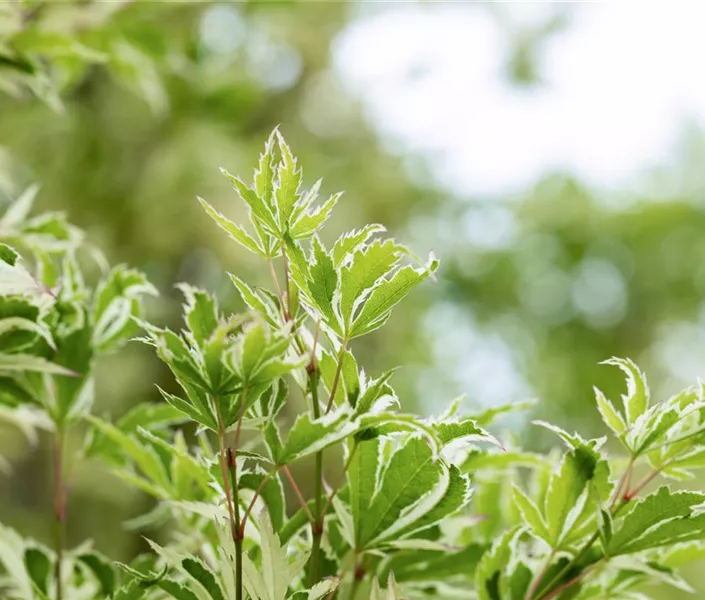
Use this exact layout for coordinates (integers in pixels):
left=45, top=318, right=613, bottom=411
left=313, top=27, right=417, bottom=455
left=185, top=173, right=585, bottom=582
left=1, top=2, right=705, bottom=595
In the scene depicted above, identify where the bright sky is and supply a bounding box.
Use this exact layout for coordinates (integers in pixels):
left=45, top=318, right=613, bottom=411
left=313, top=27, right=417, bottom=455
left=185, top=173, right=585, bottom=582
left=334, top=3, right=705, bottom=409
left=334, top=2, right=705, bottom=198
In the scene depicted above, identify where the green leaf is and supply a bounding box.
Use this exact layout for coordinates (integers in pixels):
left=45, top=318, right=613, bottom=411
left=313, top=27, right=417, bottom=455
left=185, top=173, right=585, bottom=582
left=229, top=274, right=281, bottom=326
left=434, top=418, right=503, bottom=450
left=77, top=551, right=117, bottom=597
left=306, top=236, right=340, bottom=332
left=255, top=129, right=277, bottom=208
left=544, top=445, right=609, bottom=548
left=0, top=243, right=19, bottom=266
left=512, top=485, right=549, bottom=541
left=197, top=196, right=265, bottom=257
left=602, top=357, right=649, bottom=425
left=274, top=409, right=357, bottom=464
left=0, top=316, right=55, bottom=351
left=332, top=225, right=386, bottom=267
left=158, top=580, right=200, bottom=600
left=387, top=543, right=486, bottom=583
left=87, top=416, right=172, bottom=494
left=594, top=386, right=627, bottom=438
left=182, top=558, right=226, bottom=600
left=290, top=192, right=341, bottom=240
left=0, top=247, right=45, bottom=297
left=339, top=239, right=404, bottom=326
left=274, top=129, right=303, bottom=229
left=475, top=526, right=522, bottom=600
left=177, top=284, right=219, bottom=348
left=92, top=266, right=156, bottom=352
left=353, top=437, right=445, bottom=548
left=607, top=487, right=705, bottom=555
left=349, top=257, right=439, bottom=338
left=244, top=510, right=291, bottom=600
left=220, top=168, right=279, bottom=237
left=24, top=546, right=51, bottom=596
left=0, top=353, right=77, bottom=376
left=391, top=464, right=471, bottom=540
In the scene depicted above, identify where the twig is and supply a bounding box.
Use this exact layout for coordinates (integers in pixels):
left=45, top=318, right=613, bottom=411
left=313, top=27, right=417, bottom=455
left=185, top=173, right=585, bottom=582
left=240, top=467, right=279, bottom=537
left=321, top=443, right=359, bottom=520
left=325, top=341, right=348, bottom=414
left=53, top=424, right=66, bottom=600
left=282, top=466, right=315, bottom=524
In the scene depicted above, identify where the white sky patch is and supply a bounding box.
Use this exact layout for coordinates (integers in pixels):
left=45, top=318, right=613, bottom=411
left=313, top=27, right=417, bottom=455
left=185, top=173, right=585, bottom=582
left=334, top=3, right=705, bottom=197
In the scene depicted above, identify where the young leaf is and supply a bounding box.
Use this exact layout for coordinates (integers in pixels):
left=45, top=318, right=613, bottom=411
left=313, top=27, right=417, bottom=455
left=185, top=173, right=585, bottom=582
left=197, top=196, right=266, bottom=257
left=602, top=357, right=649, bottom=425
left=607, top=488, right=705, bottom=555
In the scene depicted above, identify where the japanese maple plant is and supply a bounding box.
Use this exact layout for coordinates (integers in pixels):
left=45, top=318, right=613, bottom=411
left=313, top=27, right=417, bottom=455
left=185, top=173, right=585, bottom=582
left=2, top=130, right=705, bottom=600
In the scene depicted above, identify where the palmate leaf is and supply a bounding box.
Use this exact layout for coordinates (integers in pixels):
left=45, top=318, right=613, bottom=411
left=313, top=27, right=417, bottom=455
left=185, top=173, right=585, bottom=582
left=291, top=234, right=437, bottom=340
left=0, top=353, right=77, bottom=377
left=601, top=357, right=649, bottom=426
left=607, top=487, right=705, bottom=555
left=475, top=526, right=523, bottom=600
left=271, top=408, right=358, bottom=465
left=92, top=265, right=157, bottom=352
left=86, top=417, right=173, bottom=497
left=197, top=196, right=268, bottom=258
left=339, top=239, right=405, bottom=326
left=369, top=573, right=405, bottom=600
left=349, top=436, right=471, bottom=550
left=384, top=543, right=487, bottom=583
left=348, top=257, right=439, bottom=339
left=273, top=129, right=303, bottom=230
left=542, top=444, right=612, bottom=548
left=0, top=243, right=47, bottom=298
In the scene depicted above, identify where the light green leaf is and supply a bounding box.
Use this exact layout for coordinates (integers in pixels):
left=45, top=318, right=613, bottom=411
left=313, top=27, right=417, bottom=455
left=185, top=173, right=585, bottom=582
left=354, top=437, right=445, bottom=548
left=332, top=225, right=386, bottom=267
left=221, top=168, right=279, bottom=237
left=349, top=257, right=439, bottom=338
left=595, top=386, right=627, bottom=438
left=87, top=416, right=172, bottom=494
left=0, top=354, right=76, bottom=376
left=197, top=196, right=265, bottom=256
left=255, top=129, right=277, bottom=208
left=177, top=284, right=219, bottom=348
left=274, top=129, right=303, bottom=229
left=306, top=236, right=340, bottom=332
left=339, top=239, right=404, bottom=326
left=602, top=357, right=650, bottom=425
left=0, top=184, right=39, bottom=229
left=274, top=409, right=357, bottom=464
left=0, top=246, right=46, bottom=297
left=290, top=192, right=341, bottom=240
left=229, top=274, right=281, bottom=326
left=607, top=487, right=705, bottom=555
left=77, top=551, right=117, bottom=597
left=512, top=485, right=549, bottom=541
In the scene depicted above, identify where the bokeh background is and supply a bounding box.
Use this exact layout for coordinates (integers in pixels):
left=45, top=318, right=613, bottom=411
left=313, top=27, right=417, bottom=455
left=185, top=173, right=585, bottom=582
left=1, top=1, right=705, bottom=596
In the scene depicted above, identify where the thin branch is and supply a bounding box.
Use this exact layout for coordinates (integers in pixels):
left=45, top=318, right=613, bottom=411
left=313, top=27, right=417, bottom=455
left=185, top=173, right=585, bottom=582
left=282, top=244, right=292, bottom=321
left=215, top=403, right=237, bottom=539
left=524, top=550, right=555, bottom=600
left=542, top=562, right=601, bottom=600
left=321, top=443, right=359, bottom=520
left=53, top=423, right=66, bottom=600
left=609, top=455, right=635, bottom=509
left=625, top=464, right=667, bottom=501
left=282, top=466, right=315, bottom=524
left=268, top=259, right=286, bottom=320
left=240, top=467, right=279, bottom=537
left=325, top=341, right=348, bottom=414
